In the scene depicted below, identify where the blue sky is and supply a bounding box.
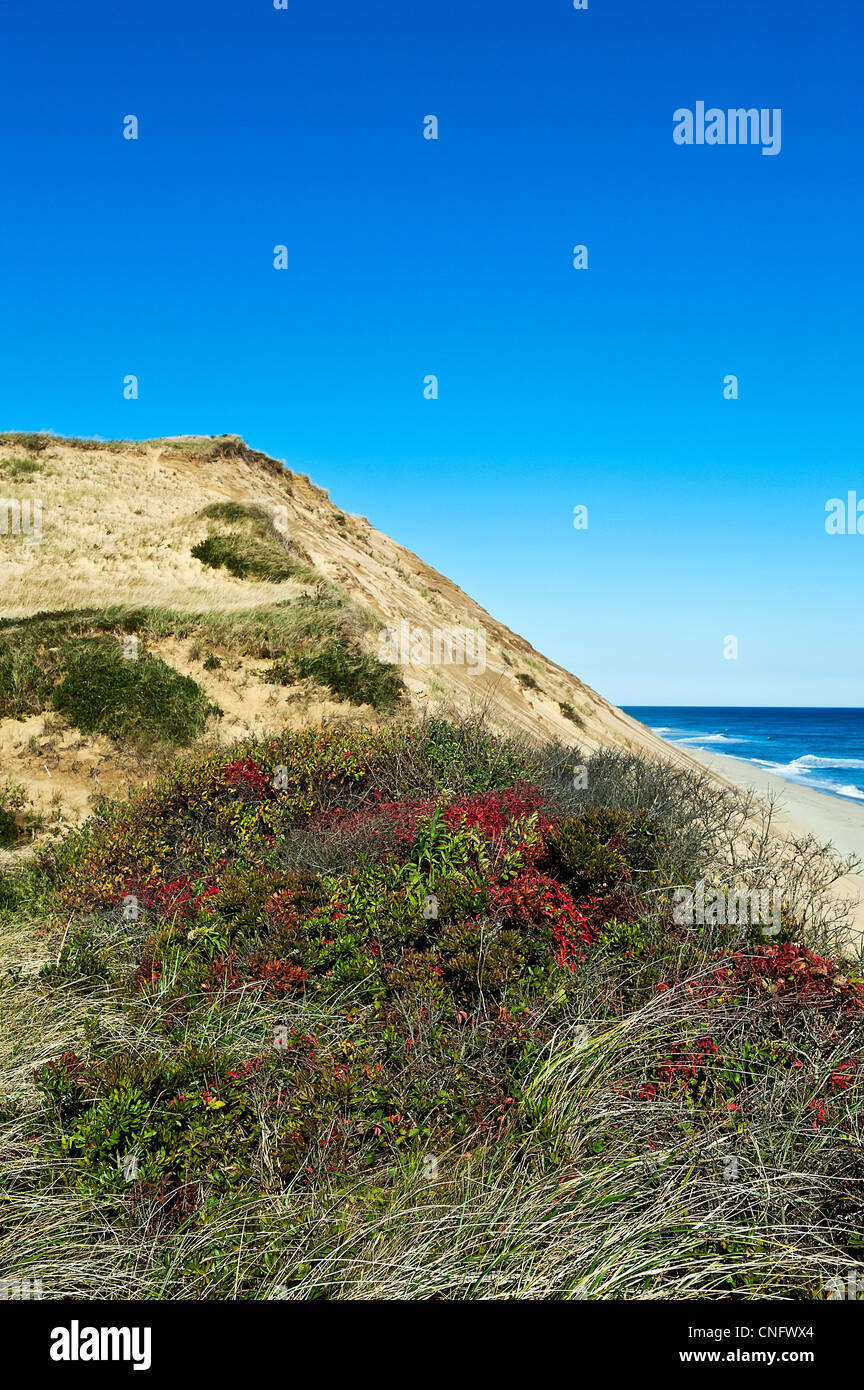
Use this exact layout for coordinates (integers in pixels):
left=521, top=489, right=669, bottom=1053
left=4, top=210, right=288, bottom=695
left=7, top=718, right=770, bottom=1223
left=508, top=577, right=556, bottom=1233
left=1, top=0, right=862, bottom=706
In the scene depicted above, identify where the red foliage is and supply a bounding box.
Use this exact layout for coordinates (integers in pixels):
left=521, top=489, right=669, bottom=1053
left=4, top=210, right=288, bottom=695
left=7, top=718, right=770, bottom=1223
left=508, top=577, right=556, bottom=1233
left=656, top=943, right=864, bottom=1017
left=264, top=889, right=303, bottom=946
left=252, top=959, right=309, bottom=995
left=828, top=1057, right=858, bottom=1091
left=714, top=943, right=864, bottom=1014
left=202, top=950, right=307, bottom=997
left=654, top=1035, right=720, bottom=1087
left=222, top=759, right=271, bottom=796
left=133, top=951, right=162, bottom=992
left=579, top=891, right=637, bottom=932
left=442, top=786, right=550, bottom=836
left=491, top=869, right=595, bottom=967
left=307, top=785, right=550, bottom=851
left=128, top=875, right=219, bottom=922
left=202, top=953, right=243, bottom=993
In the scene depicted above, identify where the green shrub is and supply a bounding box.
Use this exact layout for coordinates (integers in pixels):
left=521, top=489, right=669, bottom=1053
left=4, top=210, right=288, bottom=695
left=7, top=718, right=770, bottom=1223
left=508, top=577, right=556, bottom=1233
left=191, top=533, right=300, bottom=584
left=52, top=640, right=218, bottom=748
left=541, top=809, right=633, bottom=894
left=0, top=645, right=56, bottom=718
left=282, top=635, right=403, bottom=710
left=263, top=595, right=403, bottom=710
left=414, top=716, right=530, bottom=794
left=558, top=701, right=583, bottom=726
left=440, top=920, right=528, bottom=992
left=0, top=779, right=29, bottom=847
left=200, top=501, right=269, bottom=524
left=0, top=455, right=42, bottom=477
left=0, top=432, right=53, bottom=453
left=192, top=501, right=314, bottom=584
left=34, top=1046, right=267, bottom=1194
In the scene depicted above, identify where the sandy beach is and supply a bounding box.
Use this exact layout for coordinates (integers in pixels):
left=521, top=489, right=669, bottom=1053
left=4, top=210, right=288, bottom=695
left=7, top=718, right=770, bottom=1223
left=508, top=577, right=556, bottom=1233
left=686, top=748, right=864, bottom=951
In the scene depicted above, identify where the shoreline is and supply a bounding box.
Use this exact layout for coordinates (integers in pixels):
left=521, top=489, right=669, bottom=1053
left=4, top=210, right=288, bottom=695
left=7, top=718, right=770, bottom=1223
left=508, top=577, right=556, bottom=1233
left=684, top=747, right=864, bottom=950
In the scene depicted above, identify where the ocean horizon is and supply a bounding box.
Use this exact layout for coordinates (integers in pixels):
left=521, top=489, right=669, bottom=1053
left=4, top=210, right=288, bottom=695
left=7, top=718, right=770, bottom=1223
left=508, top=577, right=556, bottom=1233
left=623, top=707, right=864, bottom=806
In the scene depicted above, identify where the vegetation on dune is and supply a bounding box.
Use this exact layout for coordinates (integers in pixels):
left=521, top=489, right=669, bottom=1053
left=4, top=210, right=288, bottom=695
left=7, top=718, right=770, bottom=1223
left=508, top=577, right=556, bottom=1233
left=0, top=779, right=33, bottom=847
left=0, top=777, right=60, bottom=849
left=52, top=641, right=217, bottom=749
left=558, top=701, right=584, bottom=726
left=0, top=714, right=861, bottom=1299
left=0, top=453, right=44, bottom=478
left=275, top=636, right=403, bottom=710
left=266, top=594, right=404, bottom=711
left=0, top=623, right=218, bottom=750
left=0, top=432, right=277, bottom=466
left=0, top=590, right=404, bottom=742
left=0, top=601, right=328, bottom=665
left=0, top=432, right=67, bottom=454
left=191, top=501, right=315, bottom=585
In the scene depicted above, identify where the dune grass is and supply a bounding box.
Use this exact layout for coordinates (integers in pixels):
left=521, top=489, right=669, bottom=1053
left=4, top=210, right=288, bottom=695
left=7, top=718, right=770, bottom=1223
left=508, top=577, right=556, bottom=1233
left=0, top=454, right=44, bottom=479
left=52, top=641, right=218, bottom=749
left=0, top=619, right=219, bottom=749
left=191, top=501, right=317, bottom=586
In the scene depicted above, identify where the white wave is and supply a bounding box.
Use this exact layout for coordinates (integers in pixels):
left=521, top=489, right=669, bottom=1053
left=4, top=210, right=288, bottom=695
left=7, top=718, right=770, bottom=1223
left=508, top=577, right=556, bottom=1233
left=792, top=754, right=864, bottom=771
left=748, top=758, right=864, bottom=804
left=672, top=733, right=736, bottom=745
left=652, top=725, right=863, bottom=802
left=799, top=777, right=864, bottom=802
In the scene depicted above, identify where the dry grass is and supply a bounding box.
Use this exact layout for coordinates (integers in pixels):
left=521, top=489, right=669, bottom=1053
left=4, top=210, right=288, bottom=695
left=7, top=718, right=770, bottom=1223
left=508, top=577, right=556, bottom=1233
left=1, top=982, right=860, bottom=1301
left=0, top=440, right=312, bottom=616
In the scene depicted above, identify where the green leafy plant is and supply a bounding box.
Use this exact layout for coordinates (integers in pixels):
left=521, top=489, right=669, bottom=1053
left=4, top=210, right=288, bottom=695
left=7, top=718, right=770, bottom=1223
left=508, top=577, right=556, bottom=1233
left=52, top=640, right=219, bottom=748
left=270, top=631, right=403, bottom=710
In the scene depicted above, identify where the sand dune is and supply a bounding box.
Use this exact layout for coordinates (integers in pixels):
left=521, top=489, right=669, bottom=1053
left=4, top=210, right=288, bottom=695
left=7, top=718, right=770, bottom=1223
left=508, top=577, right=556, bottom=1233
left=2, top=434, right=859, bottom=949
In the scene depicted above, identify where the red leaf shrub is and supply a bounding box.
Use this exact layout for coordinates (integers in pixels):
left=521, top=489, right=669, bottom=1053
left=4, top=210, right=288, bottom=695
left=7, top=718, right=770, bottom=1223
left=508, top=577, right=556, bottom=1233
left=491, top=869, right=595, bottom=967
left=222, top=758, right=271, bottom=796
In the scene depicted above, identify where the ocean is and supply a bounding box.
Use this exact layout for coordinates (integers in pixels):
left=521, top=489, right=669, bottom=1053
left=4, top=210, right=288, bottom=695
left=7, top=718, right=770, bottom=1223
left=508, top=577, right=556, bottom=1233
left=622, top=707, right=864, bottom=805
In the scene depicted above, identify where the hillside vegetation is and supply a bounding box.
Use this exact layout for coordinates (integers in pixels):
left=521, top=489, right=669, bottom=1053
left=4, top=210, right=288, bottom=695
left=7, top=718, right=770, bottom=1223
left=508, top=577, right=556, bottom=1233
left=0, top=714, right=861, bottom=1300
left=0, top=433, right=685, bottom=845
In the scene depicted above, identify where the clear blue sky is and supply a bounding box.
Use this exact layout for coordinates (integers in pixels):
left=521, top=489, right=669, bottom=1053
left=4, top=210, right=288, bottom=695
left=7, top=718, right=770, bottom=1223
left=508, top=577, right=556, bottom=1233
left=1, top=1, right=862, bottom=706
